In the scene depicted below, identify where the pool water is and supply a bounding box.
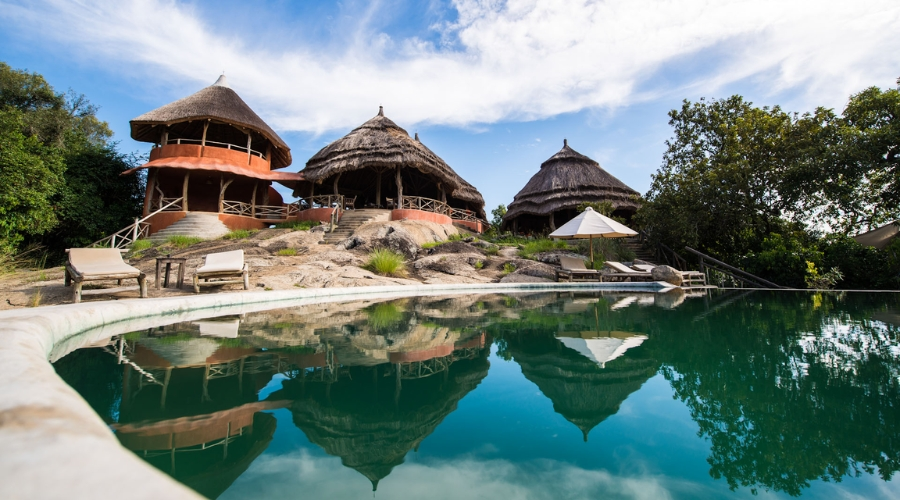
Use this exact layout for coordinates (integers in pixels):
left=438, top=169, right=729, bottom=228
left=53, top=290, right=900, bottom=499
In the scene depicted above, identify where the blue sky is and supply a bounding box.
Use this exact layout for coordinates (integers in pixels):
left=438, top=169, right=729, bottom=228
left=2, top=0, right=899, bottom=211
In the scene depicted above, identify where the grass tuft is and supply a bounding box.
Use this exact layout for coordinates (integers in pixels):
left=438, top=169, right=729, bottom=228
left=273, top=220, right=321, bottom=231
left=29, top=288, right=42, bottom=307
left=276, top=248, right=297, bottom=256
left=223, top=229, right=255, bottom=240
left=421, top=240, right=444, bottom=249
left=363, top=249, right=408, bottom=277
left=130, top=239, right=152, bottom=252
left=501, top=262, right=516, bottom=275
left=474, top=260, right=484, bottom=270
left=165, top=236, right=203, bottom=248
left=518, top=239, right=569, bottom=260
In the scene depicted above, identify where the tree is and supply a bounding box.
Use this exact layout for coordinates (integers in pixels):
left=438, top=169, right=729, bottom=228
left=0, top=110, right=64, bottom=254
left=490, top=204, right=506, bottom=231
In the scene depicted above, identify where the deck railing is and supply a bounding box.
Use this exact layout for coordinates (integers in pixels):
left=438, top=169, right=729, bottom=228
left=149, top=197, right=184, bottom=212
left=91, top=197, right=184, bottom=249
left=222, top=200, right=295, bottom=219
left=162, top=138, right=266, bottom=160
left=306, top=194, right=345, bottom=209
left=400, top=196, right=450, bottom=215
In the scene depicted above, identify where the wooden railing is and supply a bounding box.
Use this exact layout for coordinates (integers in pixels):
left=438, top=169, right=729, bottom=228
left=222, top=201, right=295, bottom=219
left=684, top=247, right=786, bottom=289
left=91, top=197, right=184, bottom=249
left=306, top=195, right=345, bottom=209
left=163, top=138, right=266, bottom=160
left=149, top=197, right=183, bottom=212
left=400, top=196, right=449, bottom=214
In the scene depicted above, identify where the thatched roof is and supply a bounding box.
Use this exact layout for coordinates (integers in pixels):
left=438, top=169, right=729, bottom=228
left=287, top=356, right=490, bottom=490
left=504, top=140, right=640, bottom=222
left=302, top=107, right=485, bottom=215
left=511, top=339, right=656, bottom=441
left=130, top=75, right=292, bottom=169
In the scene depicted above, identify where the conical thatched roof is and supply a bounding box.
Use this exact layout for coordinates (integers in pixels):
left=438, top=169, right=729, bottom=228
left=511, top=338, right=656, bottom=441
left=504, top=140, right=639, bottom=222
left=302, top=107, right=485, bottom=216
left=130, top=75, right=292, bottom=169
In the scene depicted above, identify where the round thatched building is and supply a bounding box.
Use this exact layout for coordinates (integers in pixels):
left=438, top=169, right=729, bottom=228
left=502, top=140, right=640, bottom=233
left=298, top=107, right=486, bottom=225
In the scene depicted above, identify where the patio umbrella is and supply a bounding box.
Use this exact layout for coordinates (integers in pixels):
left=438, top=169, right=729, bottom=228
left=549, top=207, right=638, bottom=265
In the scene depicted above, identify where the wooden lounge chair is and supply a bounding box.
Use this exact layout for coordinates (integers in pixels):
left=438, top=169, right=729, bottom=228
left=193, top=250, right=250, bottom=293
left=343, top=196, right=356, bottom=210
left=556, top=256, right=600, bottom=282
left=602, top=261, right=654, bottom=282
left=631, top=263, right=707, bottom=286
left=65, top=248, right=148, bottom=303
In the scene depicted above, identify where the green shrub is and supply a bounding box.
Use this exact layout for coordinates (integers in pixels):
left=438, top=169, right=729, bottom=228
left=501, top=262, right=516, bottom=275
left=273, top=220, right=320, bottom=231
left=422, top=240, right=444, bottom=249
left=223, top=229, right=254, bottom=240
left=474, top=260, right=484, bottom=270
left=519, top=239, right=568, bottom=259
left=130, top=239, right=152, bottom=252
left=364, top=249, right=407, bottom=277
left=276, top=248, right=297, bottom=256
left=819, top=234, right=898, bottom=289
left=366, top=302, right=405, bottom=330
left=740, top=233, right=822, bottom=288
left=165, top=236, right=202, bottom=248
left=804, top=261, right=843, bottom=289
left=483, top=245, right=500, bottom=256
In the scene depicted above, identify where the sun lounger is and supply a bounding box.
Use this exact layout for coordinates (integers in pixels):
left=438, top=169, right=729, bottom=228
left=193, top=250, right=249, bottom=293
left=556, top=256, right=600, bottom=282
left=65, top=248, right=148, bottom=303
left=630, top=263, right=707, bottom=286
left=601, top=261, right=654, bottom=282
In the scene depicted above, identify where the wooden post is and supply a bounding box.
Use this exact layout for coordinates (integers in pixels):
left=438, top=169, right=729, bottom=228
left=218, top=175, right=234, bottom=213
left=549, top=213, right=556, bottom=231
left=201, top=121, right=209, bottom=148
left=333, top=173, right=341, bottom=195
left=182, top=172, right=190, bottom=212
left=439, top=183, right=446, bottom=204
left=375, top=170, right=382, bottom=208
left=266, top=143, right=272, bottom=167
left=143, top=169, right=158, bottom=216
left=250, top=181, right=258, bottom=218
left=395, top=167, right=403, bottom=209
left=262, top=183, right=269, bottom=206
left=246, top=132, right=252, bottom=164
left=161, top=128, right=168, bottom=148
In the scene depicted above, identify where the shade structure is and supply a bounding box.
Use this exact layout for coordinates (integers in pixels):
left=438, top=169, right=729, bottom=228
left=852, top=220, right=899, bottom=250
left=549, top=207, right=638, bottom=264
left=556, top=332, right=648, bottom=369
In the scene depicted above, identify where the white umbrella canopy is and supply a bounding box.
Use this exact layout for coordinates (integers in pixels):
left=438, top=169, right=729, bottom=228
left=556, top=332, right=648, bottom=368
left=549, top=207, right=638, bottom=264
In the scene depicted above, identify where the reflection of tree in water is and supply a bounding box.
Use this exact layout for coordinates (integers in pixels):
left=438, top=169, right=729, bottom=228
left=647, top=292, right=900, bottom=496
left=276, top=349, right=491, bottom=490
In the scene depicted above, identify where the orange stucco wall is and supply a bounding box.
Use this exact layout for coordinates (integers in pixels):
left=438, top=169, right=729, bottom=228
left=454, top=220, right=484, bottom=233
left=218, top=214, right=268, bottom=231
left=293, top=208, right=339, bottom=223
left=146, top=211, right=187, bottom=235
left=151, top=144, right=270, bottom=173
left=391, top=209, right=452, bottom=225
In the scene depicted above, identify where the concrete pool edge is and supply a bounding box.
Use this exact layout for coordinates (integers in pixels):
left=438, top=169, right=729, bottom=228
left=0, top=281, right=673, bottom=499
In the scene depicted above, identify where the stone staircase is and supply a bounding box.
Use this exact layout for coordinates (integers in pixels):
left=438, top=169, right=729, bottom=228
left=621, top=236, right=656, bottom=263
left=149, top=212, right=231, bottom=243
left=323, top=209, right=392, bottom=244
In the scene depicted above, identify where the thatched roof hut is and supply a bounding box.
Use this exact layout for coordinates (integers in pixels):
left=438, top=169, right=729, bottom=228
left=298, top=107, right=485, bottom=218
left=510, top=336, right=656, bottom=441
left=131, top=75, right=292, bottom=169
left=502, top=140, right=640, bottom=233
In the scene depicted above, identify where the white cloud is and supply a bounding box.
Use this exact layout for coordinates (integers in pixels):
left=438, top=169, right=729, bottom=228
left=3, top=0, right=898, bottom=134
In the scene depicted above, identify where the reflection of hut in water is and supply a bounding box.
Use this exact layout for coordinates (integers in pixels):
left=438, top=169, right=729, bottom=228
left=114, top=401, right=283, bottom=499
left=281, top=337, right=490, bottom=490
left=502, top=140, right=640, bottom=234
left=509, top=334, right=656, bottom=441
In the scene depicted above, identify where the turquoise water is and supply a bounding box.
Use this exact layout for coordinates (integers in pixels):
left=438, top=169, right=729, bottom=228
left=54, top=290, right=900, bottom=499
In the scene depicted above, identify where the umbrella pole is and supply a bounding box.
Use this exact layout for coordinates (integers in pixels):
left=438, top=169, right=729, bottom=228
left=589, top=235, right=594, bottom=268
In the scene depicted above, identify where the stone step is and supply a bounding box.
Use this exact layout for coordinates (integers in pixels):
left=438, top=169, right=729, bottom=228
left=149, top=212, right=231, bottom=243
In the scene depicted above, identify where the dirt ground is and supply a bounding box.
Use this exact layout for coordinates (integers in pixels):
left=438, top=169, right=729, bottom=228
left=0, top=220, right=563, bottom=310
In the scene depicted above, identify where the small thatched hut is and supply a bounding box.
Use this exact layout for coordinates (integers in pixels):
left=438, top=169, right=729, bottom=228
left=298, top=107, right=485, bottom=219
left=502, top=140, right=640, bottom=233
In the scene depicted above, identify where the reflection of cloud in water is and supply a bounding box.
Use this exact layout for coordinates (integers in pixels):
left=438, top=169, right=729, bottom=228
left=223, top=451, right=693, bottom=500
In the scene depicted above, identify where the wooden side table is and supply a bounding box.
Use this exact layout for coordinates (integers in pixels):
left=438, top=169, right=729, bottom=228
left=155, top=256, right=186, bottom=289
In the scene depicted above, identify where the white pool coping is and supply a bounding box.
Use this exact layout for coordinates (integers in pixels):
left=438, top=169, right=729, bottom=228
left=0, top=281, right=673, bottom=499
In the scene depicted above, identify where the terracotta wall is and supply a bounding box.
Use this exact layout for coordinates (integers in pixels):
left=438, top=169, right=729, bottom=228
left=293, top=208, right=338, bottom=223
left=153, top=144, right=269, bottom=173
left=454, top=220, right=484, bottom=233
left=146, top=211, right=187, bottom=235
left=218, top=214, right=268, bottom=231
left=391, top=209, right=452, bottom=225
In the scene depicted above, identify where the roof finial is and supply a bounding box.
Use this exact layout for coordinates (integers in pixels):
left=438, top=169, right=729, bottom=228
left=378, top=105, right=384, bottom=116
left=213, top=74, right=229, bottom=88
left=414, top=132, right=419, bottom=141
left=564, top=138, right=568, bottom=147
